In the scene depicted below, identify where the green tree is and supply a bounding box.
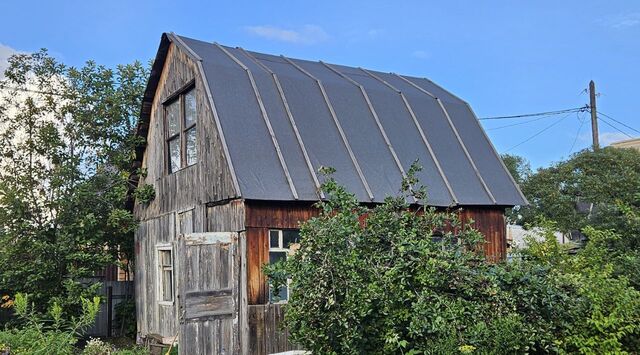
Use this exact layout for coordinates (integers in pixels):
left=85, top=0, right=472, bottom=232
left=501, top=153, right=531, bottom=186
left=0, top=50, right=148, bottom=313
left=266, top=168, right=581, bottom=354
left=520, top=147, right=640, bottom=232
left=519, top=147, right=640, bottom=289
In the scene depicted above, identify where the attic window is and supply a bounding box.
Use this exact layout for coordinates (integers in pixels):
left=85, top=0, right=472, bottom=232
left=165, top=85, right=197, bottom=173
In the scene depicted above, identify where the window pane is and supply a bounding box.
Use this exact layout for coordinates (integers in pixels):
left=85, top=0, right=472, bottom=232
left=268, top=251, right=289, bottom=302
left=160, top=250, right=172, bottom=266
left=269, top=230, right=280, bottom=248
left=269, top=251, right=286, bottom=264
left=166, top=100, right=180, bottom=137
left=186, top=127, right=197, bottom=166
left=169, top=137, right=181, bottom=172
left=283, top=230, right=300, bottom=248
left=270, top=284, right=288, bottom=303
left=184, top=89, right=196, bottom=127
left=163, top=270, right=173, bottom=301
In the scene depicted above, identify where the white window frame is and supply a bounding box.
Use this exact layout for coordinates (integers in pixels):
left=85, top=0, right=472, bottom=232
left=268, top=229, right=300, bottom=303
left=156, top=243, right=175, bottom=306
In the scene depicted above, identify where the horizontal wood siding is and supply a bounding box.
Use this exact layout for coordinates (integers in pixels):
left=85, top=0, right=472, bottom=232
left=248, top=304, right=301, bottom=355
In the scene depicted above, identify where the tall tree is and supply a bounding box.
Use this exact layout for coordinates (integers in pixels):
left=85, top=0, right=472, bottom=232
left=519, top=147, right=640, bottom=289
left=0, top=50, right=148, bottom=312
left=520, top=147, right=640, bottom=232
left=501, top=153, right=531, bottom=186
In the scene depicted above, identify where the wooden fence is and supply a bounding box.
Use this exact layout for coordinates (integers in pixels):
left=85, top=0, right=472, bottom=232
left=86, top=281, right=134, bottom=337
left=247, top=304, right=301, bottom=355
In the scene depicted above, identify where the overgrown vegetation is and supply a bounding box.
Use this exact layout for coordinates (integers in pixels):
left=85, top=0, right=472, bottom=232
left=0, top=293, right=99, bottom=354
left=265, top=165, right=640, bottom=354
left=505, top=148, right=640, bottom=290
left=0, top=50, right=148, bottom=315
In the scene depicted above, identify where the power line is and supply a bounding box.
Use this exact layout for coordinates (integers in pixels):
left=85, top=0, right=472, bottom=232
left=568, top=112, right=586, bottom=155
left=598, top=116, right=634, bottom=139
left=478, top=106, right=587, bottom=120
left=504, top=113, right=572, bottom=152
left=486, top=115, right=551, bottom=131
left=597, top=111, right=640, bottom=136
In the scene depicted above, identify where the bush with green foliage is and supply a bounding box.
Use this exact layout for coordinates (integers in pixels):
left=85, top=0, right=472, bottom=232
left=504, top=149, right=640, bottom=292
left=82, top=337, right=149, bottom=355
left=266, top=167, right=640, bottom=354
left=0, top=293, right=100, bottom=354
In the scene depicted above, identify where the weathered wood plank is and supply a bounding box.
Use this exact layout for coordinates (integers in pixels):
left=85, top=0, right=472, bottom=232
left=248, top=305, right=301, bottom=355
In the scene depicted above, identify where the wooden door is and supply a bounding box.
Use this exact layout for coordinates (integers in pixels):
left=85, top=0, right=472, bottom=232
left=177, top=232, right=239, bottom=354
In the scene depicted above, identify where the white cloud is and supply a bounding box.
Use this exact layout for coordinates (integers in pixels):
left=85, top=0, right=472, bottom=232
left=600, top=131, right=634, bottom=146
left=244, top=24, right=329, bottom=44
left=366, top=28, right=386, bottom=38
left=0, top=43, right=20, bottom=78
left=598, top=12, right=640, bottom=29
left=412, top=50, right=430, bottom=59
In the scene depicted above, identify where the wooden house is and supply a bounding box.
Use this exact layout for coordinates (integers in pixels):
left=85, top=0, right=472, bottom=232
left=132, top=33, right=527, bottom=355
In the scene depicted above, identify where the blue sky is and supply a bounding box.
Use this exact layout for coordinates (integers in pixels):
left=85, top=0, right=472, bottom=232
left=1, top=0, right=638, bottom=168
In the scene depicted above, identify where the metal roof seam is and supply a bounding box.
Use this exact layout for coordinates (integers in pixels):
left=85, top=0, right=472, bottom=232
left=236, top=47, right=325, bottom=200
left=151, top=34, right=525, bottom=207
left=396, top=74, right=497, bottom=205
left=169, top=33, right=203, bottom=61
left=282, top=55, right=375, bottom=202
left=463, top=101, right=529, bottom=205
left=436, top=98, right=497, bottom=205
left=422, top=77, right=470, bottom=105
left=195, top=60, right=242, bottom=196
left=213, top=43, right=299, bottom=200
left=320, top=61, right=416, bottom=204
left=360, top=68, right=458, bottom=206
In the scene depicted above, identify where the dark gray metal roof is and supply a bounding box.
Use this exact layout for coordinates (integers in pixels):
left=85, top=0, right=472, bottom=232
left=166, top=33, right=526, bottom=207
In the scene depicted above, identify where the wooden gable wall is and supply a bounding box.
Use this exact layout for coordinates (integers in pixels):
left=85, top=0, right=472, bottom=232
left=134, top=43, right=236, bottom=221
left=134, top=42, right=238, bottom=341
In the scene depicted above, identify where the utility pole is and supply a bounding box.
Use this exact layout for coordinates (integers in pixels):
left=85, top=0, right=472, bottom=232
left=589, top=80, right=600, bottom=150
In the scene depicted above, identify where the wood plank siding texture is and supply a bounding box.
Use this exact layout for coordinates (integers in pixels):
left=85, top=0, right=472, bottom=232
left=133, top=35, right=515, bottom=355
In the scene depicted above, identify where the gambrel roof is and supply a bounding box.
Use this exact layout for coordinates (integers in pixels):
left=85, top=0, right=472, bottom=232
left=137, top=33, right=526, bottom=207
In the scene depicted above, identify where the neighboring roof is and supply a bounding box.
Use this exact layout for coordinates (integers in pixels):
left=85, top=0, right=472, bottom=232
left=136, top=33, right=527, bottom=207
left=610, top=138, right=640, bottom=151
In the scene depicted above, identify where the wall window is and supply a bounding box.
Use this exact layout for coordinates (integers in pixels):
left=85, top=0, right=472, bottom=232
left=165, top=86, right=197, bottom=173
left=268, top=229, right=300, bottom=303
left=157, top=246, right=174, bottom=303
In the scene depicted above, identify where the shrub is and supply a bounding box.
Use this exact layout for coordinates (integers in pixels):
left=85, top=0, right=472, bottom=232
left=83, top=337, right=113, bottom=355
left=0, top=293, right=100, bottom=354
left=266, top=166, right=640, bottom=354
